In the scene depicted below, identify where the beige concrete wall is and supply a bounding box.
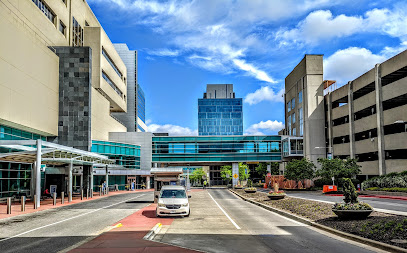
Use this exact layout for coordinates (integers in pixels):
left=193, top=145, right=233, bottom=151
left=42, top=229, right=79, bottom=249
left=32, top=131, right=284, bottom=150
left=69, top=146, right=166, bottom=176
left=332, top=123, right=349, bottom=138
left=380, top=50, right=407, bottom=77
left=382, top=76, right=407, bottom=101
left=333, top=143, right=350, bottom=156
left=353, top=69, right=375, bottom=92
left=353, top=91, right=375, bottom=112
left=91, top=88, right=126, bottom=141
left=0, top=1, right=59, bottom=136
left=385, top=133, right=407, bottom=150
left=331, top=85, right=347, bottom=102
left=84, top=26, right=127, bottom=112
left=354, top=138, right=378, bottom=154
left=385, top=160, right=407, bottom=174
left=354, top=115, right=376, bottom=133
left=331, top=104, right=348, bottom=119
left=359, top=161, right=379, bottom=175
left=383, top=104, right=407, bottom=125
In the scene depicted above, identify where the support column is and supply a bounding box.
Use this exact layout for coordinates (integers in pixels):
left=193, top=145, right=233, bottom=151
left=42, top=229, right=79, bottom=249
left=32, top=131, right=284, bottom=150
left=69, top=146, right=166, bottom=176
left=232, top=163, right=239, bottom=187
left=375, top=64, right=386, bottom=175
left=68, top=161, right=73, bottom=202
left=105, top=165, right=109, bottom=194
left=83, top=165, right=90, bottom=197
left=348, top=81, right=356, bottom=159
left=146, top=176, right=151, bottom=189
left=327, top=93, right=333, bottom=157
left=35, top=139, right=42, bottom=208
left=90, top=166, right=94, bottom=197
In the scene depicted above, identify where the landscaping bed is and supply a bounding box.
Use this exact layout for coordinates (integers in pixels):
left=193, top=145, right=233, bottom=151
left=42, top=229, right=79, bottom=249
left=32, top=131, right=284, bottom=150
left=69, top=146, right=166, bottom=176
left=233, top=189, right=407, bottom=249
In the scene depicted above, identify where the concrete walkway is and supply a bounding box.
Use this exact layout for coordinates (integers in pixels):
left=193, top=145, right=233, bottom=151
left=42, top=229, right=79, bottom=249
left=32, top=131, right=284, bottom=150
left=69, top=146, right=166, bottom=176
left=0, top=189, right=153, bottom=220
left=69, top=204, right=198, bottom=253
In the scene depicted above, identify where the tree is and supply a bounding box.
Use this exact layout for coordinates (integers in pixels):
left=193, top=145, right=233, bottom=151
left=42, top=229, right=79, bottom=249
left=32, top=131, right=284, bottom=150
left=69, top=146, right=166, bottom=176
left=238, top=162, right=249, bottom=184
left=190, top=168, right=205, bottom=184
left=255, top=162, right=279, bottom=178
left=316, top=158, right=343, bottom=184
left=316, top=158, right=361, bottom=185
left=285, top=158, right=315, bottom=188
left=220, top=165, right=232, bottom=185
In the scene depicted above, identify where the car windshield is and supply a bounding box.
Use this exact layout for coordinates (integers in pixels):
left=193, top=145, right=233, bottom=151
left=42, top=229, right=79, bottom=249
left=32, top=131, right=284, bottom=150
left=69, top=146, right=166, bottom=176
left=160, top=189, right=187, bottom=198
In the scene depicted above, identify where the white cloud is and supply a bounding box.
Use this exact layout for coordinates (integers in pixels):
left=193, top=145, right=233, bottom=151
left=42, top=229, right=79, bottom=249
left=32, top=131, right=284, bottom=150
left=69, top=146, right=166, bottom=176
left=244, top=86, right=284, bottom=105
left=233, top=59, right=277, bottom=83
left=276, top=6, right=407, bottom=46
left=88, top=0, right=341, bottom=83
left=245, top=120, right=284, bottom=135
left=147, top=48, right=180, bottom=57
left=324, top=47, right=386, bottom=85
left=276, top=10, right=363, bottom=45
left=147, top=123, right=197, bottom=136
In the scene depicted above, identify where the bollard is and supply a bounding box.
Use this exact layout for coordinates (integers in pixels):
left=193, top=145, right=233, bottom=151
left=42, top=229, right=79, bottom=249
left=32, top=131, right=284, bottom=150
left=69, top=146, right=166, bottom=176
left=81, top=189, right=83, bottom=200
left=99, top=187, right=102, bottom=196
left=90, top=189, right=93, bottom=198
left=21, top=196, right=25, bottom=212
left=61, top=191, right=64, bottom=204
left=68, top=191, right=72, bottom=203
left=86, top=189, right=88, bottom=199
left=53, top=192, right=57, bottom=206
left=7, top=197, right=11, bottom=214
left=34, top=195, right=37, bottom=209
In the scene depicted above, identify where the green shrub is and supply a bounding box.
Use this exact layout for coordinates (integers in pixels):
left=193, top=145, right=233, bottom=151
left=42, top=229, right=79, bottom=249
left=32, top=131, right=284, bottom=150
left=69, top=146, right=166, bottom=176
left=362, top=171, right=407, bottom=189
left=343, top=178, right=358, bottom=204
left=366, top=187, right=407, bottom=193
left=247, top=179, right=253, bottom=187
left=314, top=178, right=333, bottom=187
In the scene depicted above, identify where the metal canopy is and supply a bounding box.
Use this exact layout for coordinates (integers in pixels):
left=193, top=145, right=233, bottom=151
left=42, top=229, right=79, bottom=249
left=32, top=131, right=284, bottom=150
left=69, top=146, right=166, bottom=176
left=151, top=167, right=183, bottom=175
left=0, top=140, right=114, bottom=166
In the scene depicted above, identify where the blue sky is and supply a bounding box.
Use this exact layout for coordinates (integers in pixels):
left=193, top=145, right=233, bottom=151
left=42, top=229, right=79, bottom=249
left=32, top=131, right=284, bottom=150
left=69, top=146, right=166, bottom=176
left=88, top=0, right=407, bottom=135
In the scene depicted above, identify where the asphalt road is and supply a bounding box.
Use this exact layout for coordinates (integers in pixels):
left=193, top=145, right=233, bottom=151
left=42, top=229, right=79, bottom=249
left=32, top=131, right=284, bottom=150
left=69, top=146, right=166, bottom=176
left=158, top=189, right=383, bottom=253
left=0, top=191, right=154, bottom=253
left=260, top=190, right=407, bottom=214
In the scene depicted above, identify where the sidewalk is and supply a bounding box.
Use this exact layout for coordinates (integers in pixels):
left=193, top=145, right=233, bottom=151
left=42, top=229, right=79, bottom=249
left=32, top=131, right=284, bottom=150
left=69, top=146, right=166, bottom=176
left=69, top=204, right=198, bottom=252
left=0, top=189, right=153, bottom=220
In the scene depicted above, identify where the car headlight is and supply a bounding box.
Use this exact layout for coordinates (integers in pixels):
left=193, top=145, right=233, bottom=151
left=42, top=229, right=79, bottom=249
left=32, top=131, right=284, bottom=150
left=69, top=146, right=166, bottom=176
left=182, top=203, right=189, bottom=207
left=158, top=203, right=166, bottom=207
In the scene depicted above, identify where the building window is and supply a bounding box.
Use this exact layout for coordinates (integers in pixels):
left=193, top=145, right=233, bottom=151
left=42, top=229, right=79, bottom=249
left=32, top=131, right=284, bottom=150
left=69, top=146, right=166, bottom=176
left=102, top=48, right=123, bottom=79
left=59, top=21, right=66, bottom=35
left=287, top=101, right=291, bottom=112
left=298, top=90, right=303, bottom=104
left=291, top=98, right=295, bottom=110
left=292, top=128, right=296, bottom=136
left=292, top=113, right=296, bottom=124
left=299, top=107, right=303, bottom=136
left=32, top=0, right=55, bottom=24
left=102, top=72, right=123, bottom=97
left=72, top=17, right=83, bottom=46
left=288, top=115, right=291, bottom=135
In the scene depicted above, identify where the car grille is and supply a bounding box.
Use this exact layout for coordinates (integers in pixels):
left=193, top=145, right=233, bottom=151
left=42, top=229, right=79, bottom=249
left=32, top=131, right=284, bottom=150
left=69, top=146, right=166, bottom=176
left=166, top=204, right=181, bottom=209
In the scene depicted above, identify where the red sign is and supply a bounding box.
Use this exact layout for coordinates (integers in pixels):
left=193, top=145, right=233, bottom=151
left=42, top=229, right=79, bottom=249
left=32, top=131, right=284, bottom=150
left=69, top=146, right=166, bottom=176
left=266, top=173, right=272, bottom=178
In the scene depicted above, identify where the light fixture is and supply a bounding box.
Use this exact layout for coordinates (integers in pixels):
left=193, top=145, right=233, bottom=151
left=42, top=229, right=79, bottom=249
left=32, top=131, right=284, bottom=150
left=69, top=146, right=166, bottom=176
left=394, top=120, right=405, bottom=124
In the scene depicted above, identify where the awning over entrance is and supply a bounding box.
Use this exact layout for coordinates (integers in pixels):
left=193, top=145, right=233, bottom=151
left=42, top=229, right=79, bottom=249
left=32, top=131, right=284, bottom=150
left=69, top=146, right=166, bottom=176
left=0, top=140, right=114, bottom=166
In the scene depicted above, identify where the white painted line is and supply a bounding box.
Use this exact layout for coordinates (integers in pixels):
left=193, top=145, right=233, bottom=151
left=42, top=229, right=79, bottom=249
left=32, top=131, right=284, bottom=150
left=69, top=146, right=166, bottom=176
left=208, top=191, right=241, bottom=230
left=0, top=194, right=145, bottom=243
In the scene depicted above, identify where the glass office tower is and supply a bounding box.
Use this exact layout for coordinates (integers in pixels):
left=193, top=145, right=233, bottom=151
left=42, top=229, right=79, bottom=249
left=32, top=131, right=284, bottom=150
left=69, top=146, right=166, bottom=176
left=198, top=84, right=243, bottom=135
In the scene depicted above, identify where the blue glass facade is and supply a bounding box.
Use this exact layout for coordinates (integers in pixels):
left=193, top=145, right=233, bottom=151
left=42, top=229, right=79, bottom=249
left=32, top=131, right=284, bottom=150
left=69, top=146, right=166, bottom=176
left=91, top=140, right=141, bottom=170
left=152, top=136, right=281, bottom=163
left=0, top=125, right=47, bottom=141
left=137, top=84, right=146, bottom=124
left=198, top=98, right=243, bottom=135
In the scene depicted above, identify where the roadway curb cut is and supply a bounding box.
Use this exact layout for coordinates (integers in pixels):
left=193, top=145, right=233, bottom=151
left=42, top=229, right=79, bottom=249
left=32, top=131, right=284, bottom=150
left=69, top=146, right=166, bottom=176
left=230, top=190, right=407, bottom=253
left=143, top=223, right=162, bottom=240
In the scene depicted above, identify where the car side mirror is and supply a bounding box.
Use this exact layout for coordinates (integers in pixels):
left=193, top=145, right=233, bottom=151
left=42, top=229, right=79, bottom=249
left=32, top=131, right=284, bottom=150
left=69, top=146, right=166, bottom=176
left=155, top=195, right=158, bottom=198
left=188, top=195, right=191, bottom=198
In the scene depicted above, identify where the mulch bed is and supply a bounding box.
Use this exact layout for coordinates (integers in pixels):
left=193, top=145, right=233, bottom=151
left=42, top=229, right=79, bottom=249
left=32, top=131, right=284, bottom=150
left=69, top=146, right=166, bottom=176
left=234, top=189, right=407, bottom=249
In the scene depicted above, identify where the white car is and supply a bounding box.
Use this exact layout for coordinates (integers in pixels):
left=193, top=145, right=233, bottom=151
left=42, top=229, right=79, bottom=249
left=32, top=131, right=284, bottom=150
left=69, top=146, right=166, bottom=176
left=156, top=185, right=191, bottom=217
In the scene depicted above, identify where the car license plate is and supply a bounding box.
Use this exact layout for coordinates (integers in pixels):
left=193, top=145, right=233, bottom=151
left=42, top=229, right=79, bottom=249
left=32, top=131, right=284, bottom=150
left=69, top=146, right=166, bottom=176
left=170, top=210, right=176, bottom=213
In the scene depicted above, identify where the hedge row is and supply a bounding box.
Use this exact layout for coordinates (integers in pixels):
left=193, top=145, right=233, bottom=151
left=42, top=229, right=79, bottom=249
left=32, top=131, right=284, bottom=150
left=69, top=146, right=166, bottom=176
left=365, top=187, right=407, bottom=193
left=362, top=171, right=407, bottom=189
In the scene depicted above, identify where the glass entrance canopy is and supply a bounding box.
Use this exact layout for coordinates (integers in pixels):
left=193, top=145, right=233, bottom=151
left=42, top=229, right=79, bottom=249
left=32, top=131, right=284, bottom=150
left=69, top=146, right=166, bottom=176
left=152, top=136, right=282, bottom=163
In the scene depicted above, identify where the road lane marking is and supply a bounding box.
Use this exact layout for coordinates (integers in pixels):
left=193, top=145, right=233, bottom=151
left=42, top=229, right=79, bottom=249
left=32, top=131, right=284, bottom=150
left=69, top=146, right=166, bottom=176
left=0, top=194, right=145, bottom=243
left=207, top=191, right=241, bottom=230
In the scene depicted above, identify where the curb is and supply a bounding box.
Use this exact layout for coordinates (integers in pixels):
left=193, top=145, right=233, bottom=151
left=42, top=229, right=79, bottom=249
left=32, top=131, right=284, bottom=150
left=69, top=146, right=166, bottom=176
left=230, top=190, right=407, bottom=253
left=143, top=223, right=162, bottom=240
left=360, top=195, right=407, bottom=201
